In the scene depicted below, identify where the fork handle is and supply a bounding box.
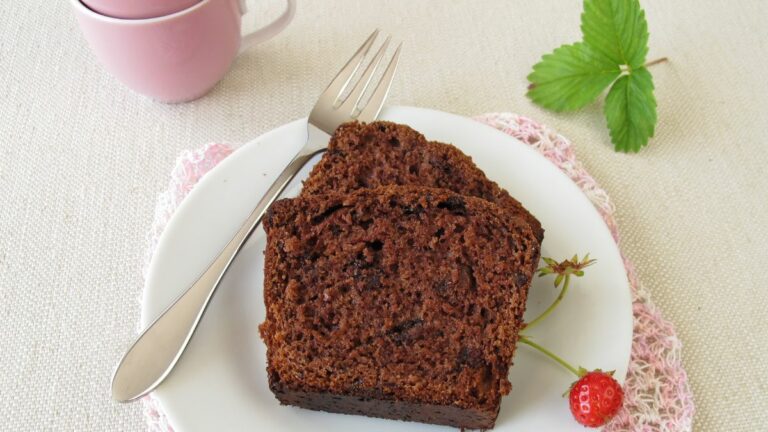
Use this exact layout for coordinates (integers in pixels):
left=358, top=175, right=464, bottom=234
left=111, top=136, right=322, bottom=403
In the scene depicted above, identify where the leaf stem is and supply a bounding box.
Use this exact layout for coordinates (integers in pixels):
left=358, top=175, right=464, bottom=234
left=620, top=57, right=669, bottom=73
left=519, top=336, right=580, bottom=377
left=643, top=57, right=668, bottom=68
left=522, top=275, right=570, bottom=331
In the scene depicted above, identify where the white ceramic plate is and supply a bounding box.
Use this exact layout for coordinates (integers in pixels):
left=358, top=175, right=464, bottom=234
left=143, top=106, right=632, bottom=431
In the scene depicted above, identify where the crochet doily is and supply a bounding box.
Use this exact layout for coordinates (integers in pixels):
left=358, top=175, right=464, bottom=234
left=141, top=113, right=694, bottom=432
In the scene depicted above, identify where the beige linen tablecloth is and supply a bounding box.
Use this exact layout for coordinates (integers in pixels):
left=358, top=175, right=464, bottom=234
left=1, top=0, right=766, bottom=430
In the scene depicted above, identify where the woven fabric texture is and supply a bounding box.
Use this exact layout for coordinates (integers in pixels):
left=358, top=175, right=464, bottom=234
left=2, top=0, right=768, bottom=430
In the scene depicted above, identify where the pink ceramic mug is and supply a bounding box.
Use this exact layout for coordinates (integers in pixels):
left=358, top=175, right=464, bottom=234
left=71, top=0, right=296, bottom=103
left=82, top=0, right=201, bottom=19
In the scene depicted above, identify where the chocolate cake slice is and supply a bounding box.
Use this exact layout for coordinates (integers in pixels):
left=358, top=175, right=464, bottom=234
left=259, top=186, right=540, bottom=429
left=300, top=121, right=544, bottom=242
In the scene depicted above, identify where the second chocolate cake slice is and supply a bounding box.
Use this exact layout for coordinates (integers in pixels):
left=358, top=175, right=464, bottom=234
left=300, top=121, right=544, bottom=242
left=259, top=186, right=540, bottom=429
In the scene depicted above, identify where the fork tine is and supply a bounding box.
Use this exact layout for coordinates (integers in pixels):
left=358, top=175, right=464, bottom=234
left=320, top=29, right=379, bottom=103
left=355, top=42, right=402, bottom=122
left=339, top=36, right=391, bottom=112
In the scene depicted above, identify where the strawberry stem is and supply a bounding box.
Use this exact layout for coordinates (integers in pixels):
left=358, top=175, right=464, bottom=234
left=519, top=336, right=580, bottom=377
left=644, top=57, right=669, bottom=68
left=621, top=57, right=669, bottom=73
left=522, top=274, right=571, bottom=332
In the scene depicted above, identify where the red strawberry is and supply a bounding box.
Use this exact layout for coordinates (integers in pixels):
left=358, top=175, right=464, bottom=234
left=568, top=370, right=624, bottom=427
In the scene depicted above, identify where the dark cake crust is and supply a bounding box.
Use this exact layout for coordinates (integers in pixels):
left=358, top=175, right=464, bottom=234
left=260, top=186, right=540, bottom=429
left=271, top=385, right=496, bottom=429
left=300, top=121, right=544, bottom=242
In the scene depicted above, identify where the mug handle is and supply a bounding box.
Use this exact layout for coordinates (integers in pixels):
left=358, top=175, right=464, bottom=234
left=238, top=0, right=296, bottom=54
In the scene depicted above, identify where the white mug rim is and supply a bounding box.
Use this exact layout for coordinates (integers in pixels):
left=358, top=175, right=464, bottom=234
left=70, top=0, right=214, bottom=25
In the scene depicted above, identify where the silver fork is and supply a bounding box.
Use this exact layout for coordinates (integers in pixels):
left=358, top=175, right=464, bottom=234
left=111, top=30, right=401, bottom=402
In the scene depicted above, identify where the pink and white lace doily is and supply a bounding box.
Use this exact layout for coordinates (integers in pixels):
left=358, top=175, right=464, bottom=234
left=141, top=113, right=694, bottom=432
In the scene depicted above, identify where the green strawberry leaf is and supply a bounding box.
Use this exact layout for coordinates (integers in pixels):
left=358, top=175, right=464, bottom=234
left=581, top=0, right=649, bottom=68
left=526, top=0, right=660, bottom=153
left=527, top=43, right=620, bottom=112
left=604, top=67, right=656, bottom=152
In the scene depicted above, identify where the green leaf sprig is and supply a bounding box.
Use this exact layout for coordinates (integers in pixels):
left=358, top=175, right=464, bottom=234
left=527, top=0, right=666, bottom=153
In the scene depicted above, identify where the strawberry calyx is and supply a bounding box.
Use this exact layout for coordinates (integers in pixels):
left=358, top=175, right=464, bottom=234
left=521, top=254, right=595, bottom=332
